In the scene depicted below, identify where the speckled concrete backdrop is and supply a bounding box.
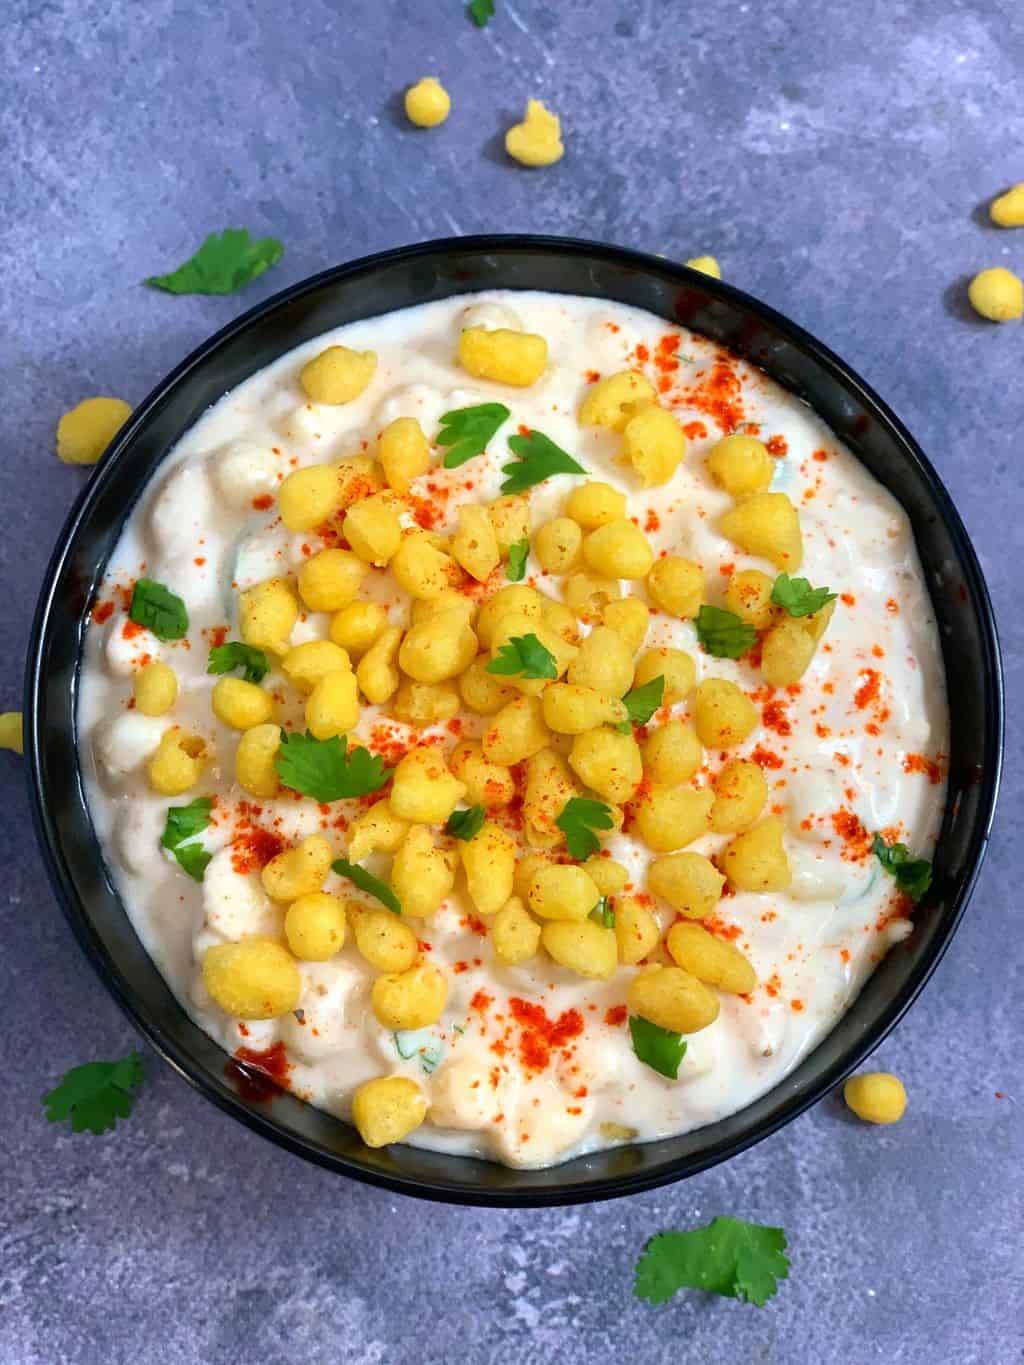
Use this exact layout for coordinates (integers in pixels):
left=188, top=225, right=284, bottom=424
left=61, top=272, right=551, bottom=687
left=1, top=1, right=1021, bottom=1361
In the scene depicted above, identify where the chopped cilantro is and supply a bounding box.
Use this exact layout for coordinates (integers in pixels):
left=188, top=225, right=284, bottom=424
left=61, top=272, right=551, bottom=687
left=635, top=1217, right=790, bottom=1307
left=500, top=428, right=587, bottom=495
left=628, top=1016, right=687, bottom=1079
left=436, top=402, right=510, bottom=469
left=275, top=732, right=391, bottom=803
left=486, top=632, right=557, bottom=680
left=144, top=228, right=283, bottom=295
left=331, top=857, right=401, bottom=914
left=160, top=797, right=213, bottom=881
left=42, top=1051, right=145, bottom=1135
left=872, top=834, right=932, bottom=902
left=616, top=674, right=665, bottom=732
left=207, top=641, right=270, bottom=683
left=468, top=0, right=495, bottom=25
left=128, top=578, right=188, bottom=641
left=506, top=538, right=530, bottom=581
left=556, top=797, right=615, bottom=861
left=695, top=604, right=757, bottom=659
left=771, top=573, right=837, bottom=619
left=445, top=806, right=487, bottom=841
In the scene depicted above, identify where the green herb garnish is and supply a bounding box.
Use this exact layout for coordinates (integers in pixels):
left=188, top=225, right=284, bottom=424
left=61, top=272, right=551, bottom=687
left=555, top=797, right=615, bottom=861
left=872, top=834, right=932, bottom=902
left=445, top=806, right=487, bottom=841
left=589, top=897, right=614, bottom=928
left=635, top=1217, right=790, bottom=1307
left=128, top=578, right=188, bottom=641
left=160, top=796, right=214, bottom=882
left=628, top=1016, right=687, bottom=1080
left=437, top=402, right=511, bottom=469
left=486, top=632, right=557, bottom=680
left=506, top=538, right=530, bottom=582
left=42, top=1051, right=145, bottom=1135
left=144, top=228, right=284, bottom=296
left=615, top=674, right=665, bottom=732
left=695, top=604, right=757, bottom=659
left=771, top=573, right=837, bottom=619
left=207, top=641, right=270, bottom=684
left=468, top=0, right=495, bottom=25
left=275, top=732, right=391, bottom=803
left=500, top=429, right=587, bottom=495
left=331, top=857, right=401, bottom=914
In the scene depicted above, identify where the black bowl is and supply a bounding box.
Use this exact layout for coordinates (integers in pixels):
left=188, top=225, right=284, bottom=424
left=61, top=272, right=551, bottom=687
left=24, top=236, right=1003, bottom=1206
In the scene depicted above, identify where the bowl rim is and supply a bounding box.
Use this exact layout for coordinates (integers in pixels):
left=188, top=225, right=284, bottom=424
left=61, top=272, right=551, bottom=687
left=24, top=233, right=1004, bottom=1206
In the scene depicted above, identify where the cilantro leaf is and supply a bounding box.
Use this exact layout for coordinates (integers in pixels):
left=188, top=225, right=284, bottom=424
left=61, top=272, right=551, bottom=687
left=629, top=1016, right=687, bottom=1079
left=872, top=834, right=932, bottom=902
left=161, top=797, right=213, bottom=849
left=506, top=538, right=530, bottom=582
left=486, top=632, right=557, bottom=680
left=161, top=798, right=214, bottom=881
left=500, top=429, right=587, bottom=495
left=635, top=1217, right=790, bottom=1307
left=208, top=641, right=270, bottom=683
left=589, top=896, right=615, bottom=928
left=468, top=0, right=495, bottom=25
left=616, top=675, right=665, bottom=732
left=445, top=806, right=487, bottom=841
left=129, top=578, right=188, bottom=641
left=275, top=732, right=391, bottom=803
left=42, top=1051, right=145, bottom=1135
left=555, top=797, right=614, bottom=861
left=771, top=573, right=837, bottom=619
left=332, top=858, right=401, bottom=914
left=695, top=604, right=757, bottom=659
left=174, top=843, right=212, bottom=881
left=437, top=402, right=511, bottom=469
left=144, top=229, right=284, bottom=296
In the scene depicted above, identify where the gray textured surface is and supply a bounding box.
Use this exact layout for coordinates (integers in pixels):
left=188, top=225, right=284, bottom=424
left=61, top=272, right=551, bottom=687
left=1, top=1, right=1021, bottom=1361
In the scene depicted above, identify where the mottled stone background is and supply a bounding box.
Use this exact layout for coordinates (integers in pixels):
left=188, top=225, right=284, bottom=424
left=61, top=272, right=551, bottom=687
left=1, top=1, right=1021, bottom=1361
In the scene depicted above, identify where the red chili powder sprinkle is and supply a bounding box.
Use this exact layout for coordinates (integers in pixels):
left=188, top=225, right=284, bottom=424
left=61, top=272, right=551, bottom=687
left=453, top=961, right=470, bottom=975
left=790, top=999, right=805, bottom=1013
left=812, top=448, right=829, bottom=462
left=753, top=748, right=786, bottom=769
left=194, top=557, right=206, bottom=567
left=208, top=625, right=229, bottom=648
left=252, top=494, right=274, bottom=511
left=885, top=597, right=899, bottom=614
left=122, top=620, right=144, bottom=640
left=635, top=344, right=650, bottom=363
left=682, top=420, right=708, bottom=441
left=762, top=700, right=792, bottom=736
left=643, top=508, right=660, bottom=533
left=231, top=828, right=285, bottom=875
left=840, top=948, right=851, bottom=964
left=831, top=808, right=873, bottom=861
left=903, top=753, right=942, bottom=784
left=470, top=990, right=493, bottom=1013
left=854, top=668, right=881, bottom=711
left=684, top=359, right=745, bottom=432
left=604, top=1004, right=628, bottom=1027
left=509, top=997, right=584, bottom=1072
left=91, top=600, right=115, bottom=624
left=840, top=592, right=856, bottom=608
left=766, top=435, right=788, bottom=457
left=704, top=915, right=743, bottom=942
left=585, top=369, right=601, bottom=384
left=464, top=915, right=488, bottom=937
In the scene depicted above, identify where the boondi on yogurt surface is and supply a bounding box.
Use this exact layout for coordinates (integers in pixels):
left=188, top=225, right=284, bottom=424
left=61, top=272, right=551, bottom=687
left=78, top=288, right=947, bottom=1168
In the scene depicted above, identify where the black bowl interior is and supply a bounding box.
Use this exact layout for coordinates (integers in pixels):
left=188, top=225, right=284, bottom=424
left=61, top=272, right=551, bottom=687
left=25, top=236, right=1002, bottom=1206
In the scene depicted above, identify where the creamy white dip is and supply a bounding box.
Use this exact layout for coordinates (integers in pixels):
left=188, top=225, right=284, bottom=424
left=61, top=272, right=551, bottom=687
left=78, top=291, right=948, bottom=1168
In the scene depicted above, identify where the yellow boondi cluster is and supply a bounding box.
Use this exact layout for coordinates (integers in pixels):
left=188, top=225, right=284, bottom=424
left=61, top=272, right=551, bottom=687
left=138, top=313, right=835, bottom=1152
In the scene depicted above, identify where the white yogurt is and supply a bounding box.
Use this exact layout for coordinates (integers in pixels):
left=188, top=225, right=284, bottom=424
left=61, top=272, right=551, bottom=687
left=78, top=291, right=948, bottom=1168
